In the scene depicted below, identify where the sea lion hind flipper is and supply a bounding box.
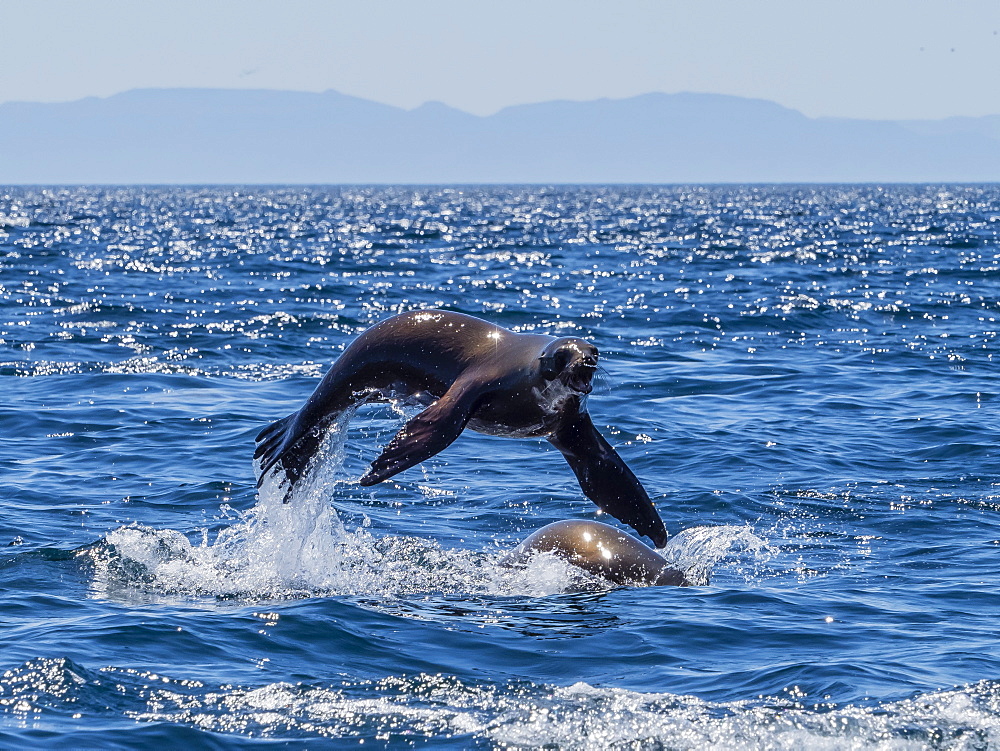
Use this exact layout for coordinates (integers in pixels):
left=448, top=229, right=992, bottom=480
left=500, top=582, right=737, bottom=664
left=548, top=410, right=668, bottom=548
left=253, top=412, right=321, bottom=494
left=255, top=416, right=288, bottom=444
left=359, top=384, right=480, bottom=486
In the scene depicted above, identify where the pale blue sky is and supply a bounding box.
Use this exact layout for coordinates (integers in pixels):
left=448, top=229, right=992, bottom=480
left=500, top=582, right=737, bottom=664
left=4, top=0, right=999, bottom=119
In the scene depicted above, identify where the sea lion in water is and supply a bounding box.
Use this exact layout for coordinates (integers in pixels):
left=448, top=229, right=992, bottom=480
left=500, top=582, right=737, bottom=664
left=502, top=520, right=689, bottom=586
left=255, top=310, right=667, bottom=547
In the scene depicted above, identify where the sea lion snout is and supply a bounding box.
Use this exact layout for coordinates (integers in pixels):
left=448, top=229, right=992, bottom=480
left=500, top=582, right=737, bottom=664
left=539, top=338, right=599, bottom=393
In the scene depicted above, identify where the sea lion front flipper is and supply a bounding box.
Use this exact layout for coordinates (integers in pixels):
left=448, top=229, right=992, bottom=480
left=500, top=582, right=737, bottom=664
left=358, top=380, right=482, bottom=486
left=548, top=408, right=668, bottom=548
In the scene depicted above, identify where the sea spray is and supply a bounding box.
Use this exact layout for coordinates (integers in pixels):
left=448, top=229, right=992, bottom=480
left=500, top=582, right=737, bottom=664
left=90, top=518, right=762, bottom=601
left=659, top=525, right=770, bottom=586
left=89, top=369, right=763, bottom=598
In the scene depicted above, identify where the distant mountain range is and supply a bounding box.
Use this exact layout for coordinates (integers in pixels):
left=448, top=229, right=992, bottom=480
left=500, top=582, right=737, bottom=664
left=2, top=88, right=1000, bottom=184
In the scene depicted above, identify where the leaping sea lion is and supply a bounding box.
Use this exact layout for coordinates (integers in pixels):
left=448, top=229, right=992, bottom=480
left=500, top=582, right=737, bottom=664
left=254, top=310, right=667, bottom=547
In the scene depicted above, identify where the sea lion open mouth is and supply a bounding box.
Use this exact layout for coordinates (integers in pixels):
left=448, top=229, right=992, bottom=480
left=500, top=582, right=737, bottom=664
left=540, top=339, right=599, bottom=395
left=564, top=363, right=597, bottom=394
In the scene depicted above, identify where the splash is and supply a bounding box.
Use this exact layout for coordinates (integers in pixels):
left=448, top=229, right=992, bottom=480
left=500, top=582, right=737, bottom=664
left=88, top=416, right=759, bottom=601
left=659, top=525, right=770, bottom=586
left=89, top=418, right=586, bottom=600
left=89, top=518, right=760, bottom=603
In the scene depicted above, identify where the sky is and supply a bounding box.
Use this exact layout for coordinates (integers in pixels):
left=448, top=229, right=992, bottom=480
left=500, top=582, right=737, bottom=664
left=3, top=0, right=1000, bottom=120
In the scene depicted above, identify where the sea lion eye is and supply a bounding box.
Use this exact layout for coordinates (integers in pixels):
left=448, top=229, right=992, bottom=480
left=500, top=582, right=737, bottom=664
left=539, top=354, right=559, bottom=379
left=539, top=347, right=572, bottom=379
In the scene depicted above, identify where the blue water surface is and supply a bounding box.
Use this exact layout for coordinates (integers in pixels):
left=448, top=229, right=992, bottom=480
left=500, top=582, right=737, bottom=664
left=2, top=185, right=999, bottom=748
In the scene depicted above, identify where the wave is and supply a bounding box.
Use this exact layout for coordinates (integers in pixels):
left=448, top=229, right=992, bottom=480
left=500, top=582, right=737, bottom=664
left=3, top=657, right=998, bottom=748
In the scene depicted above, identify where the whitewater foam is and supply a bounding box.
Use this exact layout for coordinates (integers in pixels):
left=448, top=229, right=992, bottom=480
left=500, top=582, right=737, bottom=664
left=6, top=658, right=997, bottom=749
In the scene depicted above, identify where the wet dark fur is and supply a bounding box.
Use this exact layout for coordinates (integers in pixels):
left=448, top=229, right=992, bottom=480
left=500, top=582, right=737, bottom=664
left=255, top=310, right=667, bottom=546
left=502, top=520, right=690, bottom=586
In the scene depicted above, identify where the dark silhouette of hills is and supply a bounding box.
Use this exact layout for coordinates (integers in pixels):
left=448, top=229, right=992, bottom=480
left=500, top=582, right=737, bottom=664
left=2, top=88, right=999, bottom=183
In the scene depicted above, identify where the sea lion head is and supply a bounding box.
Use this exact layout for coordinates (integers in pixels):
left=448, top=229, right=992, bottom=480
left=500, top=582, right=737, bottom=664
left=538, top=337, right=599, bottom=394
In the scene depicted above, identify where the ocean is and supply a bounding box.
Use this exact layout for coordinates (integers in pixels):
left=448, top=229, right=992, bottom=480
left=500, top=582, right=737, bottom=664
left=1, top=184, right=999, bottom=748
